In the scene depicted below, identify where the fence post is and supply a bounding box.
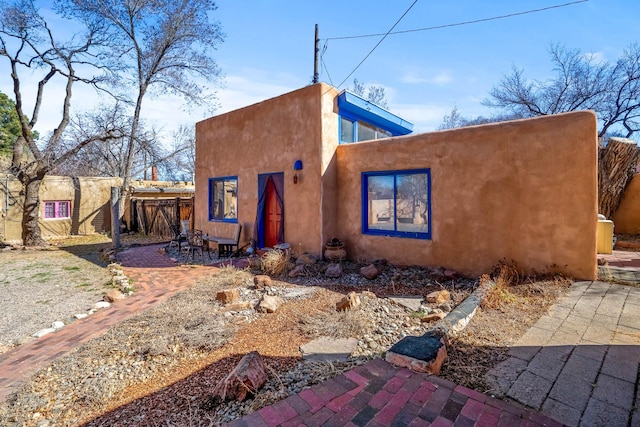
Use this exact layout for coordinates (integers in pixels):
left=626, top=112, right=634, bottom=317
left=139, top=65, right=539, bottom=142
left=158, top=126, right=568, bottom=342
left=111, top=187, right=120, bottom=249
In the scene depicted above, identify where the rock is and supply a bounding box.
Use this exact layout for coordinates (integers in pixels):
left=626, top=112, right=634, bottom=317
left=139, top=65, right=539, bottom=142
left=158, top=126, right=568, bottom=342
left=288, top=264, right=305, bottom=277
left=421, top=312, right=446, bottom=322
left=360, top=264, right=379, bottom=280
left=223, top=301, right=254, bottom=312
left=426, top=290, right=450, bottom=304
left=257, top=295, right=284, bottom=313
left=444, top=269, right=459, bottom=279
left=33, top=328, right=56, bottom=338
left=386, top=334, right=447, bottom=375
left=158, top=247, right=167, bottom=254
left=336, top=291, right=361, bottom=311
left=74, top=313, right=88, bottom=320
left=253, top=275, right=272, bottom=289
left=212, top=351, right=267, bottom=402
left=94, top=301, right=111, bottom=309
left=295, top=253, right=316, bottom=265
left=104, top=289, right=126, bottom=303
left=438, top=302, right=452, bottom=313
left=216, top=289, right=240, bottom=305
left=360, top=291, right=377, bottom=299
left=325, top=263, right=343, bottom=278
left=51, top=321, right=65, bottom=329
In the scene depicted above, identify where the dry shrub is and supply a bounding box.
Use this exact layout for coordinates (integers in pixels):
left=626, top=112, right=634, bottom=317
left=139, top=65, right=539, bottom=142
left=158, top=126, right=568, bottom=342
left=260, top=249, right=290, bottom=276
left=200, top=265, right=254, bottom=289
left=299, top=308, right=370, bottom=339
left=481, top=260, right=571, bottom=311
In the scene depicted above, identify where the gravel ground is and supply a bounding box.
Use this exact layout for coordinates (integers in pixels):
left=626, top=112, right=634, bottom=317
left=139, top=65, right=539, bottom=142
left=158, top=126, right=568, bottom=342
left=0, top=245, right=112, bottom=351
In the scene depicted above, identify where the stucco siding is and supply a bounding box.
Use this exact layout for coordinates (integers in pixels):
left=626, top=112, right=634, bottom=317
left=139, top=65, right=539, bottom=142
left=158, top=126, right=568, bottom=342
left=195, top=84, right=332, bottom=253
left=335, top=111, right=598, bottom=279
left=612, top=174, right=640, bottom=233
left=1, top=175, right=121, bottom=242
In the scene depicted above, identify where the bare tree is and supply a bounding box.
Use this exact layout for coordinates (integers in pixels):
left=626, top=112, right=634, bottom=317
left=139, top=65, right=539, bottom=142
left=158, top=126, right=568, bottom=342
left=162, top=125, right=195, bottom=182
left=437, top=106, right=523, bottom=130
left=351, top=78, right=389, bottom=109
left=61, top=0, right=224, bottom=214
left=0, top=0, right=122, bottom=245
left=485, top=43, right=640, bottom=139
left=52, top=102, right=156, bottom=178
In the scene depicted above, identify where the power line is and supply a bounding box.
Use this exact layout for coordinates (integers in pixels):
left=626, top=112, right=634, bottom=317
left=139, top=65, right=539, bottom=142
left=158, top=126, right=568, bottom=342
left=335, top=0, right=419, bottom=90
left=325, top=0, right=589, bottom=41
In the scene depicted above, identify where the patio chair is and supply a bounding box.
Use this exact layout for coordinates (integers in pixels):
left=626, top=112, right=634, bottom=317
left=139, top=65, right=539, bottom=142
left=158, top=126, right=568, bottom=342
left=168, top=224, right=187, bottom=250
left=183, top=229, right=204, bottom=263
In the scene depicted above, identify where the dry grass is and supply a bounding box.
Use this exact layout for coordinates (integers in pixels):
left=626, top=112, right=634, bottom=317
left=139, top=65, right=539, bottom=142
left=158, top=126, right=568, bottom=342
left=299, top=307, right=370, bottom=339
left=259, top=249, right=290, bottom=276
left=440, top=260, right=571, bottom=392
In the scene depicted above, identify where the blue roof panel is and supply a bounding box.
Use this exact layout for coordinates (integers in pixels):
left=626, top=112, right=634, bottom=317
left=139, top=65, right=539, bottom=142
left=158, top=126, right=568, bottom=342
left=337, top=91, right=413, bottom=136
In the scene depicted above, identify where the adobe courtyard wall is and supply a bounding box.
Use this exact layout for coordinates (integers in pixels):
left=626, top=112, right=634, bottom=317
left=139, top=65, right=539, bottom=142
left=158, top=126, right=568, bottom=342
left=1, top=175, right=121, bottom=243
left=612, top=174, right=640, bottom=234
left=335, top=111, right=598, bottom=280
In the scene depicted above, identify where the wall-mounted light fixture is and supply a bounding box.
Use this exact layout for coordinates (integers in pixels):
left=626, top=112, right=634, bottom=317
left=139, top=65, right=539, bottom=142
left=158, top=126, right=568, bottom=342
left=293, top=160, right=303, bottom=184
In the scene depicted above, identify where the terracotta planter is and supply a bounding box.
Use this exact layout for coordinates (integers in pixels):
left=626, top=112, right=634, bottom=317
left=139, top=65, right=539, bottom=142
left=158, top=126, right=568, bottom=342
left=324, top=244, right=346, bottom=261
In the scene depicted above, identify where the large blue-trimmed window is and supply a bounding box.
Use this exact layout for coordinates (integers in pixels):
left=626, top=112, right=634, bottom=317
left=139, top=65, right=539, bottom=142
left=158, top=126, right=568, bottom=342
left=362, top=169, right=431, bottom=239
left=208, top=176, right=238, bottom=222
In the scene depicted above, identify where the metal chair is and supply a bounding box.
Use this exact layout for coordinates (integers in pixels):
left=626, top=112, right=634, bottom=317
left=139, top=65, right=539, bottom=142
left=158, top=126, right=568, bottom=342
left=169, top=224, right=187, bottom=250
left=183, top=229, right=204, bottom=263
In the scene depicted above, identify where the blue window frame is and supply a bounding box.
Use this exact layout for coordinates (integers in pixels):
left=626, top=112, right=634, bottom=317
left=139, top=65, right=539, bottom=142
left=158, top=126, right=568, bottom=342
left=362, top=169, right=431, bottom=239
left=208, top=176, right=238, bottom=222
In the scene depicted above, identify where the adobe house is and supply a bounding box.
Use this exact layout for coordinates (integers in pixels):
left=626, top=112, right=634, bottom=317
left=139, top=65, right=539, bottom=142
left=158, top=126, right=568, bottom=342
left=195, top=83, right=598, bottom=279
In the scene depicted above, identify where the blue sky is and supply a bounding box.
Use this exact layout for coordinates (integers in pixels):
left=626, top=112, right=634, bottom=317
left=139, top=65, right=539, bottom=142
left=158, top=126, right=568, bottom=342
left=2, top=0, right=639, bottom=139
left=212, top=0, right=639, bottom=133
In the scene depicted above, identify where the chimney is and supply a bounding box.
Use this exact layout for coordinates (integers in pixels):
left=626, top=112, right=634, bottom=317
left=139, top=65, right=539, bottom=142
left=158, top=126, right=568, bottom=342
left=151, top=165, right=158, bottom=181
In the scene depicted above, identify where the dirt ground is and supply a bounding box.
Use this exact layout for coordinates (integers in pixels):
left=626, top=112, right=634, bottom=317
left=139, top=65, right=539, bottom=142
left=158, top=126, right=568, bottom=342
left=0, top=235, right=571, bottom=426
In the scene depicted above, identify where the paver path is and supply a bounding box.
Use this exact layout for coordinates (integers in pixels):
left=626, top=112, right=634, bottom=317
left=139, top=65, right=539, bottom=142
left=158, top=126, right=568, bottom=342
left=0, top=244, right=217, bottom=402
left=486, top=279, right=640, bottom=426
left=225, top=358, right=563, bottom=427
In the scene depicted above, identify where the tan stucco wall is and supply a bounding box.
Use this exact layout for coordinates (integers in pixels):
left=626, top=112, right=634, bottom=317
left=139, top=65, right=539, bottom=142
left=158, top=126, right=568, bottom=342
left=335, top=111, right=598, bottom=279
left=195, top=84, right=339, bottom=253
left=612, top=174, right=640, bottom=234
left=1, top=175, right=122, bottom=243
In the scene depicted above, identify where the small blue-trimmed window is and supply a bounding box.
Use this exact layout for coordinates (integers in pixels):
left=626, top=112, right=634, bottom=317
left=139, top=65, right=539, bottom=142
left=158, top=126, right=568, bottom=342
left=208, top=176, right=238, bottom=222
left=362, top=169, right=431, bottom=239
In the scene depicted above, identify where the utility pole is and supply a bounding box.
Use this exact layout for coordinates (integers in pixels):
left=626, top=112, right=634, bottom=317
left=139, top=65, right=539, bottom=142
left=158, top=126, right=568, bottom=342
left=313, top=24, right=319, bottom=84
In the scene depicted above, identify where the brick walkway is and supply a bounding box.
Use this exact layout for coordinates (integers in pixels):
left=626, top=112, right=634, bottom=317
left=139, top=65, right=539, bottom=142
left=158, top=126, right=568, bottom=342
left=225, top=358, right=562, bottom=427
left=0, top=244, right=217, bottom=402
left=598, top=249, right=640, bottom=283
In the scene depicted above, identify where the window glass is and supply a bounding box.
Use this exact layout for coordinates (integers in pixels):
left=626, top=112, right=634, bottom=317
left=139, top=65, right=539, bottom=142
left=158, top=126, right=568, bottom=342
left=58, top=201, right=69, bottom=218
left=44, top=202, right=55, bottom=219
left=363, top=170, right=431, bottom=239
left=43, top=201, right=70, bottom=219
left=367, top=175, right=394, bottom=232
left=396, top=173, right=429, bottom=234
left=209, top=177, right=238, bottom=222
left=357, top=121, right=377, bottom=142
left=340, top=117, right=354, bottom=143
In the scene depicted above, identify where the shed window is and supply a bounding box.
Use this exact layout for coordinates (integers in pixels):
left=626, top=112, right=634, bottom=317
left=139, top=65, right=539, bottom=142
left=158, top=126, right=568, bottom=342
left=362, top=169, right=431, bottom=239
left=208, top=177, right=238, bottom=222
left=43, top=201, right=70, bottom=219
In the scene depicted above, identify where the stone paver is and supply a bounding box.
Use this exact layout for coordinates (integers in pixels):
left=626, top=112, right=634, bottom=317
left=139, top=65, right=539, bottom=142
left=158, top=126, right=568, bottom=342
left=487, top=255, right=640, bottom=427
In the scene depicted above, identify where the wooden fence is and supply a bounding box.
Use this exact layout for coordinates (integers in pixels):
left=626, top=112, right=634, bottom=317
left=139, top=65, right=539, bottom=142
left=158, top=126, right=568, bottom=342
left=131, top=197, right=193, bottom=238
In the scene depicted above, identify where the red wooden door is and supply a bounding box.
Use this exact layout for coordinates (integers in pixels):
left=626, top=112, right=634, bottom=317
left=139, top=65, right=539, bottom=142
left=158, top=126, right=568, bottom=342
left=264, top=179, right=282, bottom=248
